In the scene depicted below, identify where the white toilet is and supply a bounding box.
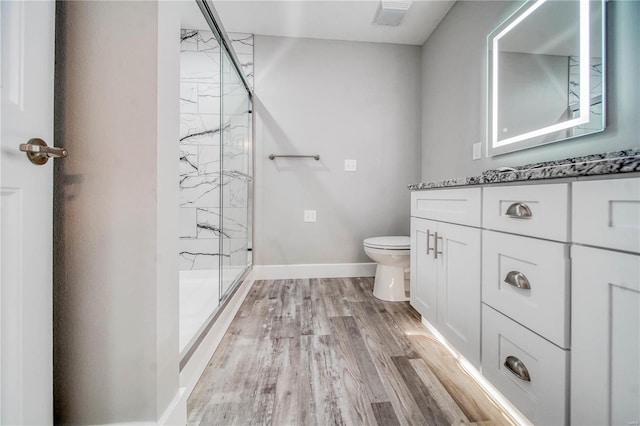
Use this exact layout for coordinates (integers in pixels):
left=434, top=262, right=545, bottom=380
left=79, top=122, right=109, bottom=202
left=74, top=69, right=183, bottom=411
left=363, top=236, right=410, bottom=302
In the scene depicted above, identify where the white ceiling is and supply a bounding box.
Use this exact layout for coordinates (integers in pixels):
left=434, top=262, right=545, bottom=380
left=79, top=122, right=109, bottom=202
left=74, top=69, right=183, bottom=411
left=204, top=1, right=456, bottom=46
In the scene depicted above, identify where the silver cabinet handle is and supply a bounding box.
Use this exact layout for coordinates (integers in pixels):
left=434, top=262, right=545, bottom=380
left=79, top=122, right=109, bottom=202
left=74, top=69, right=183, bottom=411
left=504, top=356, right=531, bottom=382
left=505, top=202, right=532, bottom=219
left=19, top=138, right=67, bottom=165
left=504, top=271, right=531, bottom=290
left=434, top=232, right=443, bottom=259
left=426, top=229, right=434, bottom=256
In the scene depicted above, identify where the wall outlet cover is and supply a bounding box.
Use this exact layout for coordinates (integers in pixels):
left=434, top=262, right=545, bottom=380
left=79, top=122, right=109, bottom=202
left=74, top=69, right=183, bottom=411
left=303, top=210, right=317, bottom=222
left=472, top=142, right=482, bottom=160
left=344, top=159, right=357, bottom=172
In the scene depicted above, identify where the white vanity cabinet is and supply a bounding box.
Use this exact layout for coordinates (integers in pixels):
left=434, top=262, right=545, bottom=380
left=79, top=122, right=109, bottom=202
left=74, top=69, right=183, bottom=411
left=570, top=178, right=640, bottom=426
left=410, top=175, right=640, bottom=426
left=410, top=189, right=482, bottom=367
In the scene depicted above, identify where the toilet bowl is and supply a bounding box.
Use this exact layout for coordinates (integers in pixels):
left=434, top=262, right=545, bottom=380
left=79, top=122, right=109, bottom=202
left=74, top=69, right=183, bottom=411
left=363, top=236, right=410, bottom=302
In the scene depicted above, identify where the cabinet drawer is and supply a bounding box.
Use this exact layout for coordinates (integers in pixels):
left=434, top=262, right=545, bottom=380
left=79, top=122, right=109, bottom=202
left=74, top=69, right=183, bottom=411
left=573, top=177, right=640, bottom=253
left=482, top=305, right=569, bottom=426
left=411, top=188, right=481, bottom=227
left=482, top=231, right=570, bottom=348
left=482, top=184, right=569, bottom=241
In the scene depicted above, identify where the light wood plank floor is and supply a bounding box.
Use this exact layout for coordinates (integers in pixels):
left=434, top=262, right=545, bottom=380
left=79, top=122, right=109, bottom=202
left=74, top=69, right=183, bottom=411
left=188, top=278, right=515, bottom=425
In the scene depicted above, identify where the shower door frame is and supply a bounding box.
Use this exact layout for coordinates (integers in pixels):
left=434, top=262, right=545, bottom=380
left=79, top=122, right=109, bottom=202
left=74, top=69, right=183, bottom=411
left=179, top=0, right=254, bottom=369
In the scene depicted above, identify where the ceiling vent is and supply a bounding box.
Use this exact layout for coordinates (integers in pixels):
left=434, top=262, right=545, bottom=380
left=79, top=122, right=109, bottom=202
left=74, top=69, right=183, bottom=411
left=372, top=1, right=413, bottom=26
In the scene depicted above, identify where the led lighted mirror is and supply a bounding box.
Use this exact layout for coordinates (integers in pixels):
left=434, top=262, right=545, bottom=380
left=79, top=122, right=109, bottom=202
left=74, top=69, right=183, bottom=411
left=487, top=0, right=605, bottom=156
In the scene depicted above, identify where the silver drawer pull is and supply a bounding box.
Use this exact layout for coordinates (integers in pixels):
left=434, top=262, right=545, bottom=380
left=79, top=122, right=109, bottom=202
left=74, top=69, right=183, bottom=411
left=504, top=356, right=531, bottom=382
left=505, top=202, right=532, bottom=219
left=434, top=232, right=443, bottom=259
left=504, top=271, right=531, bottom=290
left=426, top=229, right=434, bottom=255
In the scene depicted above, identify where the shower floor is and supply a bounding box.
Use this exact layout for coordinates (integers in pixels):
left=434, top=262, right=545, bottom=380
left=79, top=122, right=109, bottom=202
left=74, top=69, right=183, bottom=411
left=179, top=268, right=245, bottom=353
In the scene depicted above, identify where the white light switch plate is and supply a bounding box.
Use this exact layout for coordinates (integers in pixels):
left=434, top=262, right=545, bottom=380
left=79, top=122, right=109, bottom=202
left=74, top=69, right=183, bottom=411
left=344, top=159, right=357, bottom=172
left=472, top=142, right=482, bottom=160
left=303, top=210, right=316, bottom=222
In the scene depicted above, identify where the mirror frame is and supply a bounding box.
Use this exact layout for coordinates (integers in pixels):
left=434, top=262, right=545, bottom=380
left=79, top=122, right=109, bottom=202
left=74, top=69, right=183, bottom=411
left=486, top=0, right=606, bottom=157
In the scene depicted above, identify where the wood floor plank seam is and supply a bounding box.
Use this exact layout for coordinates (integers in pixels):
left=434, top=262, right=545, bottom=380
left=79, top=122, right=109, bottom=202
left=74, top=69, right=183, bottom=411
left=391, top=355, right=450, bottom=425
left=187, top=277, right=515, bottom=426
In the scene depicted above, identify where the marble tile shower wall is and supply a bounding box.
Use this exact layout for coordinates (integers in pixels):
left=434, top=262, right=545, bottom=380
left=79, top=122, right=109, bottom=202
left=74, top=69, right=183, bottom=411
left=179, top=30, right=253, bottom=271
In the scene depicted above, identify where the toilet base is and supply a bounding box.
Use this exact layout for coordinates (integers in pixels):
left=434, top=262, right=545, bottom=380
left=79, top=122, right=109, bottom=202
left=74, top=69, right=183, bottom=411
left=372, top=264, right=409, bottom=302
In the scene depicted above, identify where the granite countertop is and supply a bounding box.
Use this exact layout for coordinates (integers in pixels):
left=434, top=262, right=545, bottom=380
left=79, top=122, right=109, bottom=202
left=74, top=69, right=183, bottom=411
left=408, top=148, right=640, bottom=190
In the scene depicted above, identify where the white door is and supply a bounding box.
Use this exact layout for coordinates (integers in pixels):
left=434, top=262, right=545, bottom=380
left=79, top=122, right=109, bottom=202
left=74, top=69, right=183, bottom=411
left=1, top=1, right=56, bottom=424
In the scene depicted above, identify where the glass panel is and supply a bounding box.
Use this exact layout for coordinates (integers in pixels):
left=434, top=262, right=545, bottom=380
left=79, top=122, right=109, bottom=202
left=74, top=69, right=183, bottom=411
left=178, top=23, right=223, bottom=354
left=220, top=48, right=252, bottom=300
left=177, top=6, right=253, bottom=361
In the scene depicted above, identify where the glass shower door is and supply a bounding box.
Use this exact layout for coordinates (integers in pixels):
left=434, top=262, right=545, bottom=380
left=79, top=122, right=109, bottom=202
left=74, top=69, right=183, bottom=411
left=177, top=4, right=253, bottom=362
left=178, top=26, right=224, bottom=354
left=220, top=49, right=252, bottom=299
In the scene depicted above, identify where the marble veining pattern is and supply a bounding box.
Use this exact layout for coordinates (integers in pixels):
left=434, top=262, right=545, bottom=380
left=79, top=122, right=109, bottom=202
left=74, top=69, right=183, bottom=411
left=180, top=113, right=223, bottom=145
left=179, top=29, right=253, bottom=270
left=229, top=33, right=254, bottom=88
left=409, top=148, right=640, bottom=190
left=569, top=56, right=604, bottom=136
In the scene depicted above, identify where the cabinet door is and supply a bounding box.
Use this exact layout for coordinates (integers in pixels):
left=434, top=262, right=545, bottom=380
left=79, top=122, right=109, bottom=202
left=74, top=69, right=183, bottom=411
left=436, top=222, right=481, bottom=367
left=410, top=218, right=438, bottom=323
left=572, top=245, right=640, bottom=426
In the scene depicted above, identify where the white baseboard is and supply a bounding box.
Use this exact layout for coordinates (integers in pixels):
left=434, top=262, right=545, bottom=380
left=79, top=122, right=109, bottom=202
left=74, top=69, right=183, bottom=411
left=89, top=388, right=187, bottom=425
left=158, top=387, right=186, bottom=425
left=251, top=262, right=376, bottom=280
left=179, top=270, right=255, bottom=410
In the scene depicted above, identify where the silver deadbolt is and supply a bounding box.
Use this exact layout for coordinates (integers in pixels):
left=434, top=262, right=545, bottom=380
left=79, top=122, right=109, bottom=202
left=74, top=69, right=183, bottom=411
left=19, top=138, right=67, bottom=165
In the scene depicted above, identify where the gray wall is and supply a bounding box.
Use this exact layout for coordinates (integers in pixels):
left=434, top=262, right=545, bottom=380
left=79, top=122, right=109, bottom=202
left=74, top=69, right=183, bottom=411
left=421, top=0, right=640, bottom=181
left=254, top=36, right=421, bottom=265
left=53, top=1, right=181, bottom=423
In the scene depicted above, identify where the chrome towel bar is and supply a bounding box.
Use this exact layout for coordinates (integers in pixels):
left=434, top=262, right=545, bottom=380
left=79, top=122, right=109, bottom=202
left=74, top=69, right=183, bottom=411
left=268, top=154, right=320, bottom=161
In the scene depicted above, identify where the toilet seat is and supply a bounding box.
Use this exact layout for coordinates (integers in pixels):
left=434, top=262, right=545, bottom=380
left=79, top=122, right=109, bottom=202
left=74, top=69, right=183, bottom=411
left=363, top=236, right=410, bottom=250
